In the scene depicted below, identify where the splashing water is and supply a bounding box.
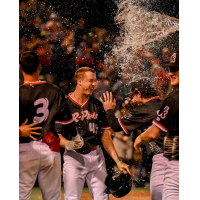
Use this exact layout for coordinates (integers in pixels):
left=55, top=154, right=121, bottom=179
left=106, top=0, right=179, bottom=82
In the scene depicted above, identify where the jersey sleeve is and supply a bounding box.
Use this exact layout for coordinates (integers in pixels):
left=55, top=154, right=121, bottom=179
left=98, top=102, right=110, bottom=130
left=119, top=112, right=153, bottom=134
left=106, top=107, right=156, bottom=134
left=106, top=109, right=124, bottom=132
left=54, top=90, right=77, bottom=137
left=153, top=96, right=178, bottom=132
left=119, top=115, right=143, bottom=134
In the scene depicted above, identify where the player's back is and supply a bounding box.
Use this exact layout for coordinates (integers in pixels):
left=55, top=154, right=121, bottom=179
left=19, top=81, right=64, bottom=143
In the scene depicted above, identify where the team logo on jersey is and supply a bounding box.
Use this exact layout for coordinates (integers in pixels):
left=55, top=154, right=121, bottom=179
left=157, top=106, right=170, bottom=119
left=170, top=53, right=177, bottom=63
left=72, top=110, right=98, bottom=122
left=122, top=113, right=132, bottom=119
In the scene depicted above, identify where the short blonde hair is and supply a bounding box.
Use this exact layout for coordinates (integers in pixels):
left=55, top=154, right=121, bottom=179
left=74, top=67, right=95, bottom=85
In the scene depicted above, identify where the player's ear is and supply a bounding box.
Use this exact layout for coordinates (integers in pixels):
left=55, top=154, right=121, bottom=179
left=38, top=64, right=41, bottom=71
left=78, top=79, right=82, bottom=86
left=138, top=91, right=142, bottom=98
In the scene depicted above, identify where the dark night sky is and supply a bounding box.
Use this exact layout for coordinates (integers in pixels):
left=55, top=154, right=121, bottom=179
left=39, top=0, right=179, bottom=33
left=39, top=0, right=118, bottom=31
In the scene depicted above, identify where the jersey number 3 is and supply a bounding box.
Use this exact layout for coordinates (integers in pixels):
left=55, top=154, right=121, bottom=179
left=33, top=98, right=49, bottom=123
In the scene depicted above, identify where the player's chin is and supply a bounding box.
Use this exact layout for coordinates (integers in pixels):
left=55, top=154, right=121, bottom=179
left=170, top=79, right=179, bottom=86
left=86, top=90, right=93, bottom=96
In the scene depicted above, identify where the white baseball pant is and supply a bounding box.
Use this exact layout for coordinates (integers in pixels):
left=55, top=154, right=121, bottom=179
left=163, top=160, right=179, bottom=200
left=63, top=146, right=109, bottom=200
left=19, top=140, right=61, bottom=200
left=150, top=153, right=168, bottom=200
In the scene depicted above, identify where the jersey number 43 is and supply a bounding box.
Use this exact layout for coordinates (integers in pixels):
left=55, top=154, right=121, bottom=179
left=89, top=122, right=98, bottom=134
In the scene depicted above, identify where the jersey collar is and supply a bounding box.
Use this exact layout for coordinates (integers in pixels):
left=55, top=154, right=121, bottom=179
left=23, top=81, right=47, bottom=85
left=68, top=93, right=89, bottom=108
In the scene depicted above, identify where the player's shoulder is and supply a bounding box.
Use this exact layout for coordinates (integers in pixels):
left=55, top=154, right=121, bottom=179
left=160, top=89, right=179, bottom=112
left=42, top=82, right=60, bottom=89
left=19, top=82, right=63, bottom=96
left=165, top=89, right=179, bottom=103
left=19, top=82, right=59, bottom=89
left=148, top=98, right=163, bottom=107
left=46, top=83, right=65, bottom=98
left=39, top=82, right=63, bottom=93
left=132, top=98, right=162, bottom=116
left=170, top=89, right=179, bottom=101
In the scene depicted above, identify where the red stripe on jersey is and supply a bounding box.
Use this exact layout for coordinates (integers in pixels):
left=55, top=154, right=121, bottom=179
left=55, top=118, right=73, bottom=124
left=68, top=94, right=89, bottom=108
left=152, top=120, right=168, bottom=132
left=148, top=96, right=160, bottom=101
left=82, top=98, right=89, bottom=107
left=23, top=81, right=47, bottom=85
left=118, top=118, right=129, bottom=134
left=101, top=126, right=111, bottom=130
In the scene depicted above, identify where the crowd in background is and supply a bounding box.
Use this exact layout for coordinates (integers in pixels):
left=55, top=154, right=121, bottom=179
left=19, top=0, right=176, bottom=188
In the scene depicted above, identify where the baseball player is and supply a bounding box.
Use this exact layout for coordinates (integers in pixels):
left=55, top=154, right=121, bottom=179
left=19, top=51, right=80, bottom=200
left=100, top=79, right=167, bottom=200
left=57, top=67, right=131, bottom=200
left=19, top=119, right=42, bottom=140
left=134, top=50, right=179, bottom=200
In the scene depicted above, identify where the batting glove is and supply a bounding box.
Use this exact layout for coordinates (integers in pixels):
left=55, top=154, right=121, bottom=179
left=72, top=134, right=84, bottom=149
left=65, top=141, right=76, bottom=150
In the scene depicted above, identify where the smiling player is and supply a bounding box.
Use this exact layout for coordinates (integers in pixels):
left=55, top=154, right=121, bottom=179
left=58, top=67, right=131, bottom=200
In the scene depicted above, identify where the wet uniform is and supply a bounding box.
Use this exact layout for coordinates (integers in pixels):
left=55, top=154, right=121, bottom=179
left=106, top=96, right=168, bottom=200
left=58, top=93, right=110, bottom=200
left=19, top=81, right=77, bottom=200
left=153, top=90, right=179, bottom=200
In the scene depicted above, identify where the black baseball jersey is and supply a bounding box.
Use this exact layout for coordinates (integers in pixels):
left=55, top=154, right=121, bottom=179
left=153, top=90, right=179, bottom=160
left=19, top=81, right=77, bottom=143
left=106, top=97, right=164, bottom=155
left=59, top=94, right=110, bottom=146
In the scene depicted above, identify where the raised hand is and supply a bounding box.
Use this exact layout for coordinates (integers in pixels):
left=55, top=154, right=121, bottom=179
left=99, top=91, right=116, bottom=111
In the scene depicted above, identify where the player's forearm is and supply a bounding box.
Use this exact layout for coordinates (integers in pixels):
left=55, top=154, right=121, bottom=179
left=59, top=135, right=69, bottom=148
left=106, top=109, right=123, bottom=132
left=140, top=124, right=162, bottom=142
left=101, top=129, right=121, bottom=164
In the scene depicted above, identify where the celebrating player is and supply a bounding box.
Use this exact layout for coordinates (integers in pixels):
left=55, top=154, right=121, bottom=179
left=58, top=67, right=131, bottom=200
left=19, top=51, right=79, bottom=200
left=100, top=79, right=167, bottom=200
left=134, top=50, right=179, bottom=200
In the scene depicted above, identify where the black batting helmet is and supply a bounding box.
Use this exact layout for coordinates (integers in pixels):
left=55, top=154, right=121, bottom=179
left=105, top=171, right=132, bottom=198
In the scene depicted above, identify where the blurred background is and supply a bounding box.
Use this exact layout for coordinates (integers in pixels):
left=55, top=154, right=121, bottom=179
left=19, top=0, right=179, bottom=190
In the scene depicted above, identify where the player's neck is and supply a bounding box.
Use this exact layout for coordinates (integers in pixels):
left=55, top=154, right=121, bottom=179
left=23, top=72, right=39, bottom=83
left=72, top=90, right=89, bottom=105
